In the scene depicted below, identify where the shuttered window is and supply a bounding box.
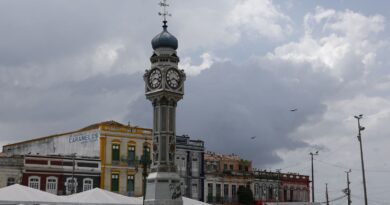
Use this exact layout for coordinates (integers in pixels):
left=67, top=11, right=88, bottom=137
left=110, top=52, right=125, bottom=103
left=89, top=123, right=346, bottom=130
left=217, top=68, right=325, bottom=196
left=127, top=175, right=134, bottom=196
left=112, top=144, right=120, bottom=162
left=128, top=146, right=135, bottom=166
left=28, top=176, right=40, bottom=190
left=46, top=177, right=57, bottom=194
left=83, top=178, right=93, bottom=191
left=111, top=174, right=119, bottom=192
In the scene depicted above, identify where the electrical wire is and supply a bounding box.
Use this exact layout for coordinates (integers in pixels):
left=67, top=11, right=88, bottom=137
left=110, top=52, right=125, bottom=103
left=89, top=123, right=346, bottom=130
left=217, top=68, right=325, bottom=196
left=316, top=159, right=390, bottom=173
left=351, top=194, right=388, bottom=205
left=319, top=194, right=346, bottom=204
left=280, top=161, right=307, bottom=170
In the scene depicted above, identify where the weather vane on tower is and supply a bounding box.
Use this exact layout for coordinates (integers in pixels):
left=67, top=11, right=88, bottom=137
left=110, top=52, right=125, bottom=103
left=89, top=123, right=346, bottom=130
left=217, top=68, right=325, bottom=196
left=158, top=0, right=172, bottom=25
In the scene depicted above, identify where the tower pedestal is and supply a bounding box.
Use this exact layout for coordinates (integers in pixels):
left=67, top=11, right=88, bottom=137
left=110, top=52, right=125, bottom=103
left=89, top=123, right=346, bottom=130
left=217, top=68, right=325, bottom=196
left=144, top=172, right=183, bottom=205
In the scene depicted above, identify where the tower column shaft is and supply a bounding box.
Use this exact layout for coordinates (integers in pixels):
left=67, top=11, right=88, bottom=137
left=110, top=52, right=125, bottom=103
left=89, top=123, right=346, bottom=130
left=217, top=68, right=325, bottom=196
left=152, top=100, right=177, bottom=172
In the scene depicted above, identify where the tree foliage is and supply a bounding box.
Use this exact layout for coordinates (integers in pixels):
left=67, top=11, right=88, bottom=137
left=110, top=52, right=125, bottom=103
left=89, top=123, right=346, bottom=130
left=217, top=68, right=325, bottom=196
left=237, top=185, right=254, bottom=205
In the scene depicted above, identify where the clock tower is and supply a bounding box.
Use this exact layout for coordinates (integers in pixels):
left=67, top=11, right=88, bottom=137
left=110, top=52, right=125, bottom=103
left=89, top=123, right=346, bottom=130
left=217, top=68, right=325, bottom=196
left=143, top=1, right=185, bottom=205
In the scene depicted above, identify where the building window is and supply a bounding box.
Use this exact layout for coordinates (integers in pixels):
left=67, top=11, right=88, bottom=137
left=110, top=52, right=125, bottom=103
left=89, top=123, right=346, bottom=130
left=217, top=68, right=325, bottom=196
left=262, top=184, right=267, bottom=200
left=224, top=184, right=229, bottom=201
left=239, top=165, right=243, bottom=171
left=127, top=175, right=134, bottom=196
left=223, top=164, right=227, bottom=170
left=192, top=157, right=199, bottom=176
left=284, top=188, right=288, bottom=201
left=112, top=144, right=120, bottom=162
left=65, top=177, right=78, bottom=195
left=28, top=176, right=40, bottom=190
left=207, top=183, right=213, bottom=202
left=127, top=146, right=136, bottom=166
left=46, top=177, right=58, bottom=194
left=144, top=146, right=151, bottom=160
left=229, top=164, right=234, bottom=170
left=192, top=183, right=198, bottom=199
left=216, top=184, right=222, bottom=202
left=111, top=174, right=119, bottom=192
left=269, top=185, right=274, bottom=200
left=7, top=178, right=15, bottom=186
left=232, top=185, right=237, bottom=198
left=83, top=178, right=93, bottom=191
left=254, top=183, right=259, bottom=196
left=245, top=166, right=248, bottom=172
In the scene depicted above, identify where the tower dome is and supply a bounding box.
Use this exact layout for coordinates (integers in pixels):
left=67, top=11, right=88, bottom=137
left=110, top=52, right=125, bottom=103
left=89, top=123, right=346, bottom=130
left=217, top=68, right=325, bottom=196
left=151, top=21, right=178, bottom=50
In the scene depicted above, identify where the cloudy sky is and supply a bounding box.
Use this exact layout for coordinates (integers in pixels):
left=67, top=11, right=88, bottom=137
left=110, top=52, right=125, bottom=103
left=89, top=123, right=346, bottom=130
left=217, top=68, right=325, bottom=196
left=1, top=0, right=390, bottom=204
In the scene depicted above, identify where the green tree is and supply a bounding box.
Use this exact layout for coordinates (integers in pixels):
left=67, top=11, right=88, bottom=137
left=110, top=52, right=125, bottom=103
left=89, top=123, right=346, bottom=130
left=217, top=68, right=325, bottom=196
left=237, top=185, right=254, bottom=205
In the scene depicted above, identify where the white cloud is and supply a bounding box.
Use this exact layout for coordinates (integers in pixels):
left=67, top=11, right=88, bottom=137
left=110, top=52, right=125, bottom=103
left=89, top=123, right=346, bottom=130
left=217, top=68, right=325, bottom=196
left=267, top=7, right=387, bottom=80
left=92, top=43, right=123, bottom=73
left=324, top=9, right=385, bottom=40
left=176, top=0, right=292, bottom=51
left=180, top=53, right=229, bottom=76
left=228, top=0, right=293, bottom=40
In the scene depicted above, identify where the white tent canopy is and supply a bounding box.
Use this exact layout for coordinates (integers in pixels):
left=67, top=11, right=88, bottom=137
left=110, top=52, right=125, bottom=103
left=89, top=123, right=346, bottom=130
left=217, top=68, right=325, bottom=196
left=0, top=184, right=64, bottom=204
left=61, top=188, right=143, bottom=205
left=0, top=184, right=210, bottom=205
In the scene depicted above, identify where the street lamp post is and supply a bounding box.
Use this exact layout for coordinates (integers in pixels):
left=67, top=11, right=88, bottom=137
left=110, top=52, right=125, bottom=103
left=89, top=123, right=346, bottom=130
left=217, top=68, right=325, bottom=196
left=354, top=114, right=368, bottom=205
left=140, top=142, right=151, bottom=205
left=310, top=151, right=319, bottom=202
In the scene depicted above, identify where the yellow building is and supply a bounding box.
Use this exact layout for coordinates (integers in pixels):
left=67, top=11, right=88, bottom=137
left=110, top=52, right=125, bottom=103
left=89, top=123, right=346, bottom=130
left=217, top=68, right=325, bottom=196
left=3, top=120, right=152, bottom=197
left=98, top=121, right=152, bottom=196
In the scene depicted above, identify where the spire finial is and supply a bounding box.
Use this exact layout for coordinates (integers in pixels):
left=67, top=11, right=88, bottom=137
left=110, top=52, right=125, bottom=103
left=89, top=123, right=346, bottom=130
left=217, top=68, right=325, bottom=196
left=158, top=0, right=171, bottom=28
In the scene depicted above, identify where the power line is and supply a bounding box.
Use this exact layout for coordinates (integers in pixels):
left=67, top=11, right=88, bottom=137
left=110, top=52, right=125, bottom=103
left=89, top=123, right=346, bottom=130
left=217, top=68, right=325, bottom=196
left=319, top=195, right=346, bottom=204
left=280, top=161, right=307, bottom=170
left=316, top=159, right=390, bottom=173
left=351, top=194, right=388, bottom=205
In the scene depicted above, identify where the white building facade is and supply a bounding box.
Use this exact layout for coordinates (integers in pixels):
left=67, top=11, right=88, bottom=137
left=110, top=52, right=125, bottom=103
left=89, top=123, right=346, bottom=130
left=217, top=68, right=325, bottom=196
left=175, top=135, right=205, bottom=201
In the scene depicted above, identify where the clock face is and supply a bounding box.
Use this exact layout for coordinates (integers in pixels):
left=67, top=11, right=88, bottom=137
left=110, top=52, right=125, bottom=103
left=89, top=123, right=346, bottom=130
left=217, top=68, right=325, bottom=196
left=148, top=69, right=162, bottom=89
left=166, top=69, right=181, bottom=89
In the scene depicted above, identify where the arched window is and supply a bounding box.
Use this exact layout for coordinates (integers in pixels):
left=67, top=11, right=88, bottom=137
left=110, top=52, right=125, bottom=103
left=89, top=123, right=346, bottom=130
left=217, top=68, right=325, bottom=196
left=83, top=178, right=93, bottom=191
left=46, top=177, right=58, bottom=194
left=65, top=177, right=78, bottom=195
left=28, top=176, right=40, bottom=190
left=268, top=185, right=274, bottom=200
left=261, top=184, right=267, bottom=200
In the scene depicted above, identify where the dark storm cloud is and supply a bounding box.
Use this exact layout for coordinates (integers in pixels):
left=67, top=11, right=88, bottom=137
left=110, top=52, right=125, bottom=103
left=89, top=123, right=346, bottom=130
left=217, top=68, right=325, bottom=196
left=127, top=60, right=340, bottom=167
left=0, top=73, right=143, bottom=142
left=0, top=0, right=157, bottom=66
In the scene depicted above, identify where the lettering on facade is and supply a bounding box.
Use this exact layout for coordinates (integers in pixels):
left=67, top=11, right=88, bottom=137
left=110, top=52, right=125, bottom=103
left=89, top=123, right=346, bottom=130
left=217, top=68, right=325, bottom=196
left=68, top=132, right=99, bottom=144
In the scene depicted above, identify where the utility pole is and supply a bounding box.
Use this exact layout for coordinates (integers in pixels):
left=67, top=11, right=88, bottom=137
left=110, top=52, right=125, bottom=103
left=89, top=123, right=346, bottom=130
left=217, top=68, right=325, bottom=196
left=354, top=114, right=368, bottom=205
left=71, top=153, right=76, bottom=194
left=325, top=183, right=329, bottom=205
left=276, top=169, right=281, bottom=203
left=345, top=169, right=352, bottom=205
left=310, top=151, right=319, bottom=202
